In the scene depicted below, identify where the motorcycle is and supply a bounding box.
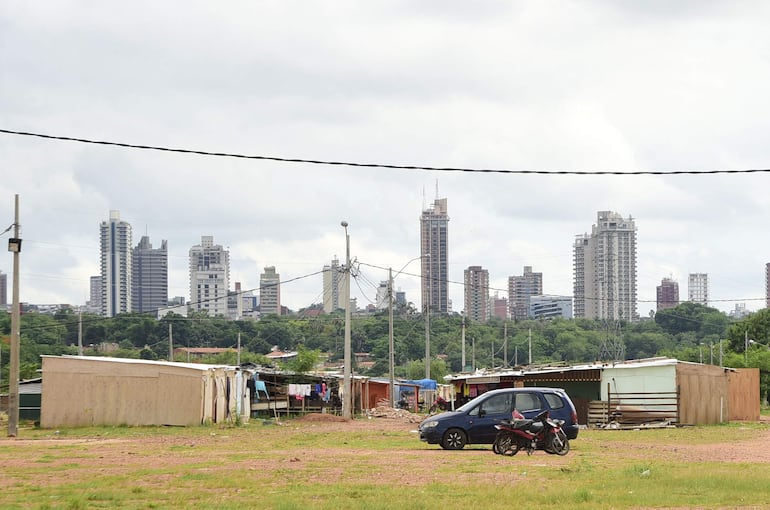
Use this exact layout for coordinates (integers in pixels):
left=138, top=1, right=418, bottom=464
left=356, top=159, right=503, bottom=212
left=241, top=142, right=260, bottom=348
left=492, top=409, right=570, bottom=456
left=428, top=396, right=449, bottom=414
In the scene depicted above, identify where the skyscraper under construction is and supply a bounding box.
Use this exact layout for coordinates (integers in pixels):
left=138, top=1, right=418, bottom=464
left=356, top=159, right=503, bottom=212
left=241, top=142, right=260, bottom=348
left=573, top=211, right=638, bottom=321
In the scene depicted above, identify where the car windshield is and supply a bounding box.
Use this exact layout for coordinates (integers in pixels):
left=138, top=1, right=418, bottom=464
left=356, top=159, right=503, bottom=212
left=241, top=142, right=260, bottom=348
left=454, top=399, right=478, bottom=413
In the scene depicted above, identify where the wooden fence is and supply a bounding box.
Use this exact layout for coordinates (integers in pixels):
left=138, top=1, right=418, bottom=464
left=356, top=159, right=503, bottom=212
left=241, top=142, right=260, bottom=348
left=588, top=386, right=679, bottom=427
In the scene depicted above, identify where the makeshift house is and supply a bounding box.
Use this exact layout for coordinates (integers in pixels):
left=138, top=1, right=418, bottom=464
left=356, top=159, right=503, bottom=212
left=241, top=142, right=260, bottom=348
left=445, top=358, right=759, bottom=426
left=40, top=356, right=252, bottom=427
left=360, top=378, right=421, bottom=412
left=242, top=365, right=346, bottom=417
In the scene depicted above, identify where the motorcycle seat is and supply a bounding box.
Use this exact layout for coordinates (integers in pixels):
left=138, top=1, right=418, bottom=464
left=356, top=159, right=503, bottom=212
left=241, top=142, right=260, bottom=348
left=511, top=419, right=533, bottom=430
left=528, top=422, right=545, bottom=433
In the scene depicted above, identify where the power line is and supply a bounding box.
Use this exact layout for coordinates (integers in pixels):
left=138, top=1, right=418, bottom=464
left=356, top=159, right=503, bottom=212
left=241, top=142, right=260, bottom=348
left=3, top=127, right=770, bottom=176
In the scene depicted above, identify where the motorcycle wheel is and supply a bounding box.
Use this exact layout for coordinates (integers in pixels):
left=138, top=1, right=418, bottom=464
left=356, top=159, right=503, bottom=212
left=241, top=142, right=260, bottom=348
left=493, top=433, right=517, bottom=456
left=548, top=430, right=570, bottom=456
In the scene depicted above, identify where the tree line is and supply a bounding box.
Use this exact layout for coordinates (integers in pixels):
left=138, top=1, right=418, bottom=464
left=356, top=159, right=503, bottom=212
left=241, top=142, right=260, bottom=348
left=2, top=302, right=770, bottom=397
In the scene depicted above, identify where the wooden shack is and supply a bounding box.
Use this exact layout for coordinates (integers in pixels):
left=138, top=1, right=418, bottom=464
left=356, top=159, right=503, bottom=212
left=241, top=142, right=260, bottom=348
left=446, top=358, right=760, bottom=426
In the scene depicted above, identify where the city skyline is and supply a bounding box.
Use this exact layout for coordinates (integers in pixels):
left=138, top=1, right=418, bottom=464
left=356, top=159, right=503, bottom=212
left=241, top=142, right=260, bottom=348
left=3, top=3, right=770, bottom=317
left=2, top=200, right=769, bottom=318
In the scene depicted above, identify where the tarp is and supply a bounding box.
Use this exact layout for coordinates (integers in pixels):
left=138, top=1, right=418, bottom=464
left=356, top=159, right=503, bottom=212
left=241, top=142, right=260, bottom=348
left=401, top=378, right=437, bottom=390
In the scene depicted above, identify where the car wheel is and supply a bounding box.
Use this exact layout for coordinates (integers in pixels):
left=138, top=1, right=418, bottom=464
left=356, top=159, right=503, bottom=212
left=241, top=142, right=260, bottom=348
left=441, top=428, right=467, bottom=450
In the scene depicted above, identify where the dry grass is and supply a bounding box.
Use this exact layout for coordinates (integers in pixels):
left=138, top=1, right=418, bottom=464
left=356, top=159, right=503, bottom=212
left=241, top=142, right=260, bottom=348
left=2, top=417, right=770, bottom=509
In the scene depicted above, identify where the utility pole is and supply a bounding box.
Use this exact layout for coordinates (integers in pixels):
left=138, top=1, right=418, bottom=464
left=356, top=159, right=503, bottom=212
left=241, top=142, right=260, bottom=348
left=425, top=254, right=431, bottom=380
left=388, top=267, right=395, bottom=407
left=7, top=194, right=21, bottom=437
left=720, top=339, right=723, bottom=366
left=472, top=336, right=476, bottom=371
left=503, top=322, right=508, bottom=367
left=528, top=328, right=532, bottom=365
left=491, top=337, right=494, bottom=369
left=237, top=331, right=241, bottom=366
left=78, top=310, right=83, bottom=355
left=461, top=316, right=466, bottom=371
left=341, top=221, right=352, bottom=419
left=168, top=322, right=173, bottom=362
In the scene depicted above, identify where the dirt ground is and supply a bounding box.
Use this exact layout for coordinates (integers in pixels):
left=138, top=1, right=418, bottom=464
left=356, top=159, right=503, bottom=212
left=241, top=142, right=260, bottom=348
left=2, top=412, right=770, bottom=491
left=294, top=412, right=770, bottom=464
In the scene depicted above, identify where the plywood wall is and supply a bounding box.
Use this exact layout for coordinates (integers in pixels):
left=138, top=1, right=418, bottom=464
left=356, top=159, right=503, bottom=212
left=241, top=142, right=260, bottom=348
left=728, top=368, right=760, bottom=421
left=676, top=363, right=728, bottom=425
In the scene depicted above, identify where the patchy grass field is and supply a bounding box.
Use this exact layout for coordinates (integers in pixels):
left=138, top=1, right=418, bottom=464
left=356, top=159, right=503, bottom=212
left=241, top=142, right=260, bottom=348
left=2, top=415, right=770, bottom=509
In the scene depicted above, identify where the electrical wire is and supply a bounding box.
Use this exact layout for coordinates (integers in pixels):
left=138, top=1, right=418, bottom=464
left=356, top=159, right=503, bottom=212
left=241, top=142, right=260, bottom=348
left=357, top=260, right=766, bottom=309
left=3, top=128, right=770, bottom=176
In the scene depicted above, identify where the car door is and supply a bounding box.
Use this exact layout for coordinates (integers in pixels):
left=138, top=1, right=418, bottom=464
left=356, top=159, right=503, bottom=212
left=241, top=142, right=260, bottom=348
left=465, top=392, right=513, bottom=444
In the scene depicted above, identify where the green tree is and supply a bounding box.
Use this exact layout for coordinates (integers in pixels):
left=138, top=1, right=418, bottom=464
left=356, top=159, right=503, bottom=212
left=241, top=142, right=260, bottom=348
left=283, top=344, right=320, bottom=373
left=727, top=309, right=770, bottom=353
left=654, top=302, right=728, bottom=338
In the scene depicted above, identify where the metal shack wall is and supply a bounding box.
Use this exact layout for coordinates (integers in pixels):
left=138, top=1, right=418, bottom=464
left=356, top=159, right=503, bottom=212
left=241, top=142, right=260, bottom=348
left=600, top=364, right=677, bottom=399
left=40, top=357, right=206, bottom=427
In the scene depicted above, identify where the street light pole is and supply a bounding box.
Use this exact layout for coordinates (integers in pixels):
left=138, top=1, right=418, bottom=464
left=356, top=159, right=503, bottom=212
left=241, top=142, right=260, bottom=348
left=341, top=221, right=352, bottom=419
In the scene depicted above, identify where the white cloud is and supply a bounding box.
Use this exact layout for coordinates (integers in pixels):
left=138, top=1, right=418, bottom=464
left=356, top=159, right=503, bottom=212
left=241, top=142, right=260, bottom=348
left=1, top=1, right=769, bottom=314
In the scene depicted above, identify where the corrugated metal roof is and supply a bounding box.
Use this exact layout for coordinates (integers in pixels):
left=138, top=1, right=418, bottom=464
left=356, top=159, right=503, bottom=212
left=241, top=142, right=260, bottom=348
left=43, top=355, right=243, bottom=372
left=444, top=357, right=681, bottom=383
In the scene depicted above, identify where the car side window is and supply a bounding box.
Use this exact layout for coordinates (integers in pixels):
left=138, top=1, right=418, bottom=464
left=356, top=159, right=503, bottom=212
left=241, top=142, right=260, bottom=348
left=544, top=393, right=565, bottom=410
left=480, top=393, right=511, bottom=415
left=514, top=393, right=541, bottom=412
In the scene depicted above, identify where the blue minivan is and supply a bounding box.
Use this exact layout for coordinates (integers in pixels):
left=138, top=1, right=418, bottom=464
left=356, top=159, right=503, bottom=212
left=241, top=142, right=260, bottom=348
left=418, top=387, right=579, bottom=450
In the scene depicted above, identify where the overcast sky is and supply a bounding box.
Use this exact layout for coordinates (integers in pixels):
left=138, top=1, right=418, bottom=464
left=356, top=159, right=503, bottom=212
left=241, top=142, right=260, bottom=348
left=2, top=1, right=770, bottom=317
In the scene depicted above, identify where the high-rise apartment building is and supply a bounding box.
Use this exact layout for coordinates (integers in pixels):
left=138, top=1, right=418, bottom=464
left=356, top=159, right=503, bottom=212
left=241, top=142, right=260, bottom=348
left=227, top=281, right=245, bottom=320
left=87, top=276, right=102, bottom=314
left=508, top=266, right=543, bottom=320
left=375, top=281, right=389, bottom=310
left=0, top=270, right=7, bottom=306
left=260, top=266, right=281, bottom=316
left=131, top=236, right=168, bottom=314
left=529, top=295, right=573, bottom=319
left=420, top=197, right=450, bottom=315
left=688, top=273, right=709, bottom=306
left=464, top=265, right=489, bottom=323
left=489, top=293, right=508, bottom=320
left=766, top=263, right=769, bottom=309
left=573, top=211, right=638, bottom=321
left=322, top=257, right=345, bottom=313
left=100, top=210, right=132, bottom=317
left=189, top=236, right=230, bottom=317
left=656, top=277, right=679, bottom=311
